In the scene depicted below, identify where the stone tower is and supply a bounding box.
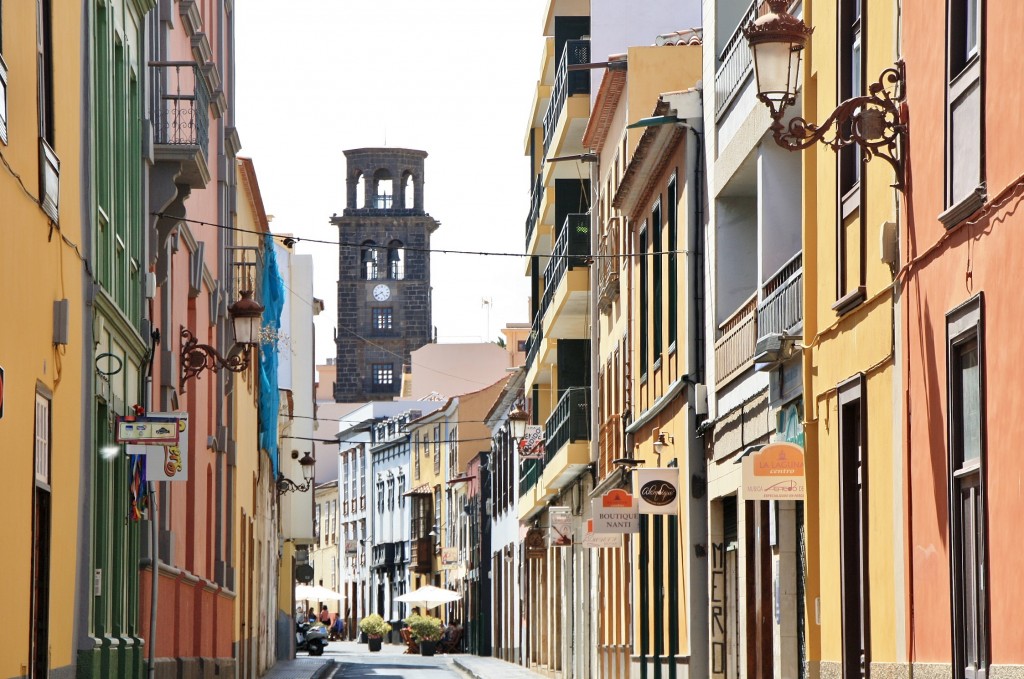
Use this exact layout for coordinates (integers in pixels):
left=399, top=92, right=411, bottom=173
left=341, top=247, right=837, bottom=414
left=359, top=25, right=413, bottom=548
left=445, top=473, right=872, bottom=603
left=332, top=148, right=439, bottom=402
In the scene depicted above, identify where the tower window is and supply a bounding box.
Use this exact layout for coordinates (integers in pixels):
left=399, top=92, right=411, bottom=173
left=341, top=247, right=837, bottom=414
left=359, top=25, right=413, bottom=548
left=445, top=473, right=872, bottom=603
left=361, top=240, right=379, bottom=280
left=388, top=240, right=405, bottom=280
left=372, top=363, right=394, bottom=387
left=372, top=307, right=393, bottom=331
left=373, top=169, right=393, bottom=209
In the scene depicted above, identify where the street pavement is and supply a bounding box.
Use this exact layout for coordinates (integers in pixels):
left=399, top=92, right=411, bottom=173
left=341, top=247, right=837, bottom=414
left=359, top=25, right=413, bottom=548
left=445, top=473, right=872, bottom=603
left=266, top=638, right=549, bottom=679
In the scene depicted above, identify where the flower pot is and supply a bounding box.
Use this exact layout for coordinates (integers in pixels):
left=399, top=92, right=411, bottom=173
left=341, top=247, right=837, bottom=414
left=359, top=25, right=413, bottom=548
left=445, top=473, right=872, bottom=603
left=419, top=640, right=437, bottom=657
left=368, top=636, right=383, bottom=652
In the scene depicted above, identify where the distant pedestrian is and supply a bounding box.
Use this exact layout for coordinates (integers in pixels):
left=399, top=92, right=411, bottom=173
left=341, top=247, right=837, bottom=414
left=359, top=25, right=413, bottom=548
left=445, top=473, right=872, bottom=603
left=319, top=605, right=331, bottom=626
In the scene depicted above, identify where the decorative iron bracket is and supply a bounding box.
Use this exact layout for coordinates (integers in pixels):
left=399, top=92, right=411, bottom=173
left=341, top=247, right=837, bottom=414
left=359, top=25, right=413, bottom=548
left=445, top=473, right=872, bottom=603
left=179, top=326, right=249, bottom=392
left=277, top=473, right=313, bottom=495
left=766, top=62, right=907, bottom=191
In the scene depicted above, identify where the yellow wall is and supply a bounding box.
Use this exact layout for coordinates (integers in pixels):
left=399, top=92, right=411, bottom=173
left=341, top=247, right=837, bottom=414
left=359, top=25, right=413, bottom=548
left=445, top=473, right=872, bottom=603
left=804, top=0, right=902, bottom=667
left=0, top=1, right=85, bottom=674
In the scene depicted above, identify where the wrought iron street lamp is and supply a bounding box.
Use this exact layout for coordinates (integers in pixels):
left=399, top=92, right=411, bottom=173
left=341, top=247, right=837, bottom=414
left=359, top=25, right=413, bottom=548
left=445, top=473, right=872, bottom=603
left=744, top=0, right=908, bottom=190
left=180, top=289, right=265, bottom=391
left=277, top=451, right=316, bottom=495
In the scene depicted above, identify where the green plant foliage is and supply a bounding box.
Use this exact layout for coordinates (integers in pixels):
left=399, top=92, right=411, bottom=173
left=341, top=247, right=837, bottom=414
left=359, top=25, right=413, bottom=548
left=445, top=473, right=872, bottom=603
left=358, top=613, right=392, bottom=638
left=403, top=613, right=443, bottom=642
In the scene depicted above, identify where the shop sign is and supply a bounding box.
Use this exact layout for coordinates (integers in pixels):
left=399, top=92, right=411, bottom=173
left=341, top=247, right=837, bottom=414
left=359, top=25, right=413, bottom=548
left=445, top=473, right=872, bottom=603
left=441, top=547, right=459, bottom=569
left=549, top=506, right=572, bottom=547
left=141, top=412, right=189, bottom=482
left=636, top=468, right=680, bottom=515
left=741, top=442, right=805, bottom=501
left=592, top=489, right=639, bottom=534
left=345, top=539, right=358, bottom=555
left=116, top=415, right=181, bottom=444
left=582, top=519, right=621, bottom=549
left=525, top=527, right=546, bottom=559
left=519, top=425, right=545, bottom=460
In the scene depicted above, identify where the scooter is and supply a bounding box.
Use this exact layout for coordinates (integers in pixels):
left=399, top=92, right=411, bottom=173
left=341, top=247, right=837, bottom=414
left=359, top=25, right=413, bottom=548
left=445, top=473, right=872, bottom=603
left=296, top=621, right=328, bottom=656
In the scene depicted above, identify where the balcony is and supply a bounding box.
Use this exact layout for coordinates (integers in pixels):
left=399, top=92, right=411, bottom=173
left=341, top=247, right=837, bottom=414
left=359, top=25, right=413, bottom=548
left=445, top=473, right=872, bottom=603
left=150, top=61, right=210, bottom=189
left=597, top=219, right=620, bottom=312
left=542, top=39, right=590, bottom=157
left=412, top=537, right=433, bottom=574
left=520, top=458, right=542, bottom=497
left=541, top=214, right=590, bottom=337
left=758, top=253, right=802, bottom=337
left=371, top=541, right=405, bottom=569
left=714, top=0, right=760, bottom=118
left=525, top=311, right=544, bottom=375
left=542, top=387, right=591, bottom=491
left=525, top=175, right=544, bottom=251
left=715, top=294, right=758, bottom=386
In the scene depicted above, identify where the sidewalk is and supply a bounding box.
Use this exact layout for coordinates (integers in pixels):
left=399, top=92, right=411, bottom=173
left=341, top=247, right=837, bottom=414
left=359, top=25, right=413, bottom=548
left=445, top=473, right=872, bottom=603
left=261, top=657, right=335, bottom=679
left=451, top=655, right=549, bottom=679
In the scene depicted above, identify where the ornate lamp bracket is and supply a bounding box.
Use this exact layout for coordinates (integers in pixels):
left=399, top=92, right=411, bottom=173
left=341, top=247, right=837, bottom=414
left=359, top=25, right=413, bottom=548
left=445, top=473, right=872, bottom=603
left=179, top=326, right=249, bottom=393
left=768, top=61, right=908, bottom=191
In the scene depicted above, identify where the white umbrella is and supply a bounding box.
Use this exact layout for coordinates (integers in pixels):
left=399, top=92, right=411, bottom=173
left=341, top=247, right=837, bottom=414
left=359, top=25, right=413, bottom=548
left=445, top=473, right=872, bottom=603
left=394, top=585, right=461, bottom=611
left=295, top=583, right=344, bottom=601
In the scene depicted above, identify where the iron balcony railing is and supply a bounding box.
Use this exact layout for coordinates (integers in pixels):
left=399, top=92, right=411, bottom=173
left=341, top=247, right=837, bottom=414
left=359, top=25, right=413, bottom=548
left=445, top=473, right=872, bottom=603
left=758, top=252, right=803, bottom=337
left=714, top=0, right=761, bottom=118
left=525, top=309, right=544, bottom=373
left=714, top=294, right=758, bottom=386
left=525, top=174, right=544, bottom=248
left=545, top=387, right=590, bottom=461
left=371, top=541, right=405, bottom=568
left=543, top=39, right=590, bottom=156
left=541, top=213, right=591, bottom=317
left=151, top=61, right=209, bottom=152
left=520, top=458, right=542, bottom=497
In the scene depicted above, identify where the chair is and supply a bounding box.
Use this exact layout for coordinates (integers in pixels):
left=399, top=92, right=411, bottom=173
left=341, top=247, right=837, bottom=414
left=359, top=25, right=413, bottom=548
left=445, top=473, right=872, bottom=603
left=437, top=627, right=462, bottom=654
left=400, top=627, right=419, bottom=654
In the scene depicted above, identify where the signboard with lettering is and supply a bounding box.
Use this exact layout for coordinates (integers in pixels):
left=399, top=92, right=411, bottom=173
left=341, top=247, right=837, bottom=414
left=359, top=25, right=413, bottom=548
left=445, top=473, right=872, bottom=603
left=345, top=539, right=358, bottom=555
left=519, top=425, right=545, bottom=460
left=592, top=489, right=639, bottom=534
left=525, top=527, right=546, bottom=559
left=549, top=506, right=572, bottom=547
left=582, top=519, right=621, bottom=549
left=441, top=547, right=459, bottom=570
left=636, top=468, right=680, bottom=515
left=741, top=442, right=805, bottom=501
left=142, top=412, right=189, bottom=482
left=116, top=416, right=181, bottom=444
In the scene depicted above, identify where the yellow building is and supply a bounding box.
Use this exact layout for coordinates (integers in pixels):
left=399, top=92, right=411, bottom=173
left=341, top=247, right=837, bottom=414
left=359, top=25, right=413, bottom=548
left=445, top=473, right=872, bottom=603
left=0, top=1, right=86, bottom=676
left=800, top=0, right=906, bottom=676
left=233, top=157, right=279, bottom=677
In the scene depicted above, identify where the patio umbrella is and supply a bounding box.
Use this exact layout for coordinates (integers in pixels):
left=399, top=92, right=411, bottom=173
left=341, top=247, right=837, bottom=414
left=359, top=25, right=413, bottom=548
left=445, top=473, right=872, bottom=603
left=394, top=585, right=460, bottom=611
left=295, top=583, right=344, bottom=601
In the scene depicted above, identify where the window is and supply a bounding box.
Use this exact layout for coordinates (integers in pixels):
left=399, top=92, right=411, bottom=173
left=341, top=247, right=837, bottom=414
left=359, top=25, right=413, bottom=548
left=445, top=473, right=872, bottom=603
left=37, top=0, right=58, bottom=222
left=943, top=0, right=985, bottom=223
left=387, top=240, right=404, bottom=280
left=947, top=294, right=986, bottom=679
left=397, top=474, right=406, bottom=508
left=667, top=177, right=678, bottom=349
left=639, top=224, right=649, bottom=376
left=362, top=241, right=379, bottom=280
left=517, top=339, right=527, bottom=352
left=372, top=363, right=394, bottom=388
left=839, top=0, right=863, bottom=195
left=376, top=478, right=385, bottom=513
left=372, top=307, right=393, bottom=332
left=652, top=202, right=663, bottom=361
left=414, top=432, right=421, bottom=479
left=387, top=476, right=395, bottom=510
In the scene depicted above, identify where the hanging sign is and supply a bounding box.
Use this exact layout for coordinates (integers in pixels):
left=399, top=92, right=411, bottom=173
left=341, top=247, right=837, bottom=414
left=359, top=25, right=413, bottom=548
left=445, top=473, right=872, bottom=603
left=741, top=442, right=805, bottom=501
left=144, top=412, right=189, bottom=482
left=592, top=489, right=639, bottom=534
left=345, top=539, right=359, bottom=555
left=441, top=547, right=459, bottom=569
left=116, top=415, right=180, bottom=444
left=583, top=519, right=621, bottom=549
left=519, top=425, right=545, bottom=460
left=525, top=527, right=546, bottom=559
left=636, top=468, right=680, bottom=515
left=549, top=506, right=573, bottom=547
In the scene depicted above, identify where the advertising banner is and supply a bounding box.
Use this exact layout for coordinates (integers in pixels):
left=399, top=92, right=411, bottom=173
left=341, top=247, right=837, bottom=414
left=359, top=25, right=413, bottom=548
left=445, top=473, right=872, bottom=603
left=144, top=412, right=189, bottom=482
left=549, top=506, right=573, bottom=547
left=583, top=519, right=622, bottom=549
left=636, top=467, right=680, bottom=515
left=741, top=441, right=805, bottom=501
left=592, top=489, right=639, bottom=534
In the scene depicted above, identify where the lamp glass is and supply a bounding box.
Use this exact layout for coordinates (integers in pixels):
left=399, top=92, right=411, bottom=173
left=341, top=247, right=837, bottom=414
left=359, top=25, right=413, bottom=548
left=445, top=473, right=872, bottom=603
left=752, top=40, right=802, bottom=110
left=299, top=453, right=316, bottom=482
left=510, top=416, right=528, bottom=441
left=231, top=313, right=257, bottom=346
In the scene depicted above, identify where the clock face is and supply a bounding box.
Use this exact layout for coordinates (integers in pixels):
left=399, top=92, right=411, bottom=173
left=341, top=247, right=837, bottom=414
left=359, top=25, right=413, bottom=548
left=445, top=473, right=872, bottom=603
left=372, top=284, right=391, bottom=301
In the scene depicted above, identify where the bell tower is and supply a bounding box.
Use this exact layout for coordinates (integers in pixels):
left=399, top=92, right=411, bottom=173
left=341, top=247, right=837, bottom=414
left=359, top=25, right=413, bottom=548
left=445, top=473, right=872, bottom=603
left=331, top=148, right=439, bottom=402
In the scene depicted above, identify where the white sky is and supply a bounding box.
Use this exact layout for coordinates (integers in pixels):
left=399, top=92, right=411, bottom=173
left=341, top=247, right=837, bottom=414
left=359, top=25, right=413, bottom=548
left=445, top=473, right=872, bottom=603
left=235, top=1, right=547, bottom=363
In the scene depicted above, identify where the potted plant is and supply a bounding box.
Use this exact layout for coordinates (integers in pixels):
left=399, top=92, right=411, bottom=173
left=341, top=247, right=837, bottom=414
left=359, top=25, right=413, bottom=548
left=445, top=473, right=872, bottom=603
left=405, top=613, right=444, bottom=656
left=358, top=614, right=392, bottom=652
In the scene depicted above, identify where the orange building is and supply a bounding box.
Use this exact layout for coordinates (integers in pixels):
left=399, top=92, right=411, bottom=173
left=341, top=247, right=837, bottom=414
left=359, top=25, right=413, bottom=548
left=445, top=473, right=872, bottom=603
left=902, top=1, right=1024, bottom=676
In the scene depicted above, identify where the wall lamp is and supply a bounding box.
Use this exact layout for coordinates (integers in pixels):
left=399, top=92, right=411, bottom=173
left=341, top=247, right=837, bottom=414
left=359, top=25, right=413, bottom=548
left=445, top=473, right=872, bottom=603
left=180, top=289, right=265, bottom=391
left=744, top=0, right=907, bottom=190
left=652, top=431, right=674, bottom=458
left=277, top=451, right=316, bottom=495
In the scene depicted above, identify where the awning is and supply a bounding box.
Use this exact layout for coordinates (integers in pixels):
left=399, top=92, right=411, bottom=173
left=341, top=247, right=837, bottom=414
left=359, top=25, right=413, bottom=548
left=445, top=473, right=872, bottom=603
left=402, top=483, right=432, bottom=497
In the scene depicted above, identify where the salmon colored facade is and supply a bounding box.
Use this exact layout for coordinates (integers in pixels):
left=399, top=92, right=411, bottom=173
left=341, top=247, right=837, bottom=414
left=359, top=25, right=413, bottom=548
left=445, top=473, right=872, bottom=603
left=902, top=0, right=1024, bottom=675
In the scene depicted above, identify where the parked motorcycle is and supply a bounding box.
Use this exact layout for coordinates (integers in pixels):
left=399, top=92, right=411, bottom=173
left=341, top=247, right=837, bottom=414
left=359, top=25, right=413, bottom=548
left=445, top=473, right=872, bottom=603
left=296, top=621, right=328, bottom=656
